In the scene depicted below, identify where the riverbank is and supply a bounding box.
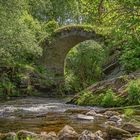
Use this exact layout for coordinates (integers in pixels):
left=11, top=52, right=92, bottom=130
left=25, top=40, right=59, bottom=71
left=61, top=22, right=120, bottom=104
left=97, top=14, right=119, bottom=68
left=69, top=71, right=140, bottom=107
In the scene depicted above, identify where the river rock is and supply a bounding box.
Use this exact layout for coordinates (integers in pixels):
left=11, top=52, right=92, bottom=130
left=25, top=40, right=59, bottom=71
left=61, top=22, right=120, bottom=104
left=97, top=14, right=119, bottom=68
left=105, top=121, right=117, bottom=126
left=78, top=130, right=96, bottom=140
left=46, top=132, right=58, bottom=140
left=58, top=125, right=79, bottom=140
left=78, top=130, right=104, bottom=140
left=109, top=115, right=122, bottom=126
left=95, top=130, right=104, bottom=138
left=122, top=123, right=140, bottom=133
left=95, top=114, right=104, bottom=118
left=109, top=115, right=122, bottom=122
left=77, top=114, right=94, bottom=120
left=104, top=111, right=119, bottom=118
left=86, top=110, right=97, bottom=116
left=106, top=125, right=131, bottom=139
left=40, top=131, right=57, bottom=140
left=0, top=132, right=16, bottom=140
left=86, top=110, right=104, bottom=118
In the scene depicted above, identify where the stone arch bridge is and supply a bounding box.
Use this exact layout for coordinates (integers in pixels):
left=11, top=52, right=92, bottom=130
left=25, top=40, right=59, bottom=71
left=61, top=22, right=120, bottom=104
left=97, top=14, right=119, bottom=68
left=40, top=25, right=105, bottom=85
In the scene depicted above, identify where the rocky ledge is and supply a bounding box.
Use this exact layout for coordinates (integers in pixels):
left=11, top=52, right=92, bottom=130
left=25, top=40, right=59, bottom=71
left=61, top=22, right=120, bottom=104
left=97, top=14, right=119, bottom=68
left=68, top=71, right=140, bottom=104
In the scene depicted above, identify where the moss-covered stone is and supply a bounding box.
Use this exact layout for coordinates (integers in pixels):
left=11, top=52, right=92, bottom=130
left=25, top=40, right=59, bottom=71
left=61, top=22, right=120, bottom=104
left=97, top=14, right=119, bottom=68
left=40, top=25, right=104, bottom=86
left=106, top=125, right=131, bottom=139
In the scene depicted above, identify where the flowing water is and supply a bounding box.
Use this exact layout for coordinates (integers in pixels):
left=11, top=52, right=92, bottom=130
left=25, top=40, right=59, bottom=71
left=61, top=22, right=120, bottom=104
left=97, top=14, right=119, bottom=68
left=0, top=97, right=106, bottom=134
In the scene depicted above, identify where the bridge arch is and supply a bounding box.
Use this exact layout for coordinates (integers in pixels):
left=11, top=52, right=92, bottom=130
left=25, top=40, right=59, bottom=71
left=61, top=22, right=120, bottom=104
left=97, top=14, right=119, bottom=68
left=40, top=25, right=105, bottom=85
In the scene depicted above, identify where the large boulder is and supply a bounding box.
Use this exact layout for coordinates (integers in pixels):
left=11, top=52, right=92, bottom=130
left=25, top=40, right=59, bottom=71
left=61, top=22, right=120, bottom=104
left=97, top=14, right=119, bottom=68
left=106, top=125, right=131, bottom=139
left=58, top=125, right=79, bottom=140
left=45, top=132, right=58, bottom=140
left=122, top=123, right=140, bottom=133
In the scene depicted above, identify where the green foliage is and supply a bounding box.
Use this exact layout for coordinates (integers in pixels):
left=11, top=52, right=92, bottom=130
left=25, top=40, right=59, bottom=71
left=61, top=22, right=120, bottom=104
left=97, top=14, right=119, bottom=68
left=28, top=0, right=82, bottom=24
left=126, top=79, right=140, bottom=105
left=22, top=12, right=45, bottom=41
left=101, top=0, right=140, bottom=73
left=76, top=90, right=103, bottom=106
left=0, top=0, right=43, bottom=97
left=26, top=137, right=34, bottom=140
left=101, top=89, right=123, bottom=107
left=0, top=0, right=42, bottom=66
left=15, top=136, right=34, bottom=140
left=0, top=0, right=139, bottom=98
left=124, top=108, right=135, bottom=118
left=77, top=91, right=92, bottom=105
left=65, top=40, right=106, bottom=91
left=135, top=135, right=140, bottom=140
left=0, top=76, right=16, bottom=97
left=119, top=38, right=140, bottom=73
left=28, top=0, right=140, bottom=74
left=54, top=25, right=94, bottom=34
left=44, top=20, right=59, bottom=34
left=77, top=89, right=124, bottom=107
left=76, top=83, right=140, bottom=107
left=101, top=89, right=125, bottom=107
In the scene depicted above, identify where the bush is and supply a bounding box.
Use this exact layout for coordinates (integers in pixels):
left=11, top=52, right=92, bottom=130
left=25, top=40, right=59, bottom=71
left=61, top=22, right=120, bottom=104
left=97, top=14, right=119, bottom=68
left=120, top=42, right=140, bottom=73
left=124, top=108, right=135, bottom=118
left=76, top=91, right=94, bottom=106
left=43, top=20, right=59, bottom=34
left=0, top=1, right=42, bottom=66
left=76, top=91, right=103, bottom=106
left=101, top=89, right=122, bottom=107
left=127, top=79, right=140, bottom=105
left=76, top=89, right=124, bottom=107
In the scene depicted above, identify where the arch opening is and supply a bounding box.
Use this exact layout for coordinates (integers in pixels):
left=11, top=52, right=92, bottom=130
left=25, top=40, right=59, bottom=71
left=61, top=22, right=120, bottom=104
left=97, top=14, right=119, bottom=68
left=64, top=40, right=106, bottom=91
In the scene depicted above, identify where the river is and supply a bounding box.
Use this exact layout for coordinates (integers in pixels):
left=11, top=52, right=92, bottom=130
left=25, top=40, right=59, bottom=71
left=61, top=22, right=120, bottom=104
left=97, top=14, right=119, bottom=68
left=0, top=97, right=106, bottom=134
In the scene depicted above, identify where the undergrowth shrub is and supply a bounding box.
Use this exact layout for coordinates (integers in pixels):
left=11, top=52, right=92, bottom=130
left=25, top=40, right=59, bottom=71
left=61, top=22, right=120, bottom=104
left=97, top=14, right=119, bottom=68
left=76, top=91, right=103, bottom=106
left=126, top=79, right=140, bottom=105
left=101, top=89, right=123, bottom=107
left=124, top=108, right=135, bottom=118
left=76, top=89, right=124, bottom=107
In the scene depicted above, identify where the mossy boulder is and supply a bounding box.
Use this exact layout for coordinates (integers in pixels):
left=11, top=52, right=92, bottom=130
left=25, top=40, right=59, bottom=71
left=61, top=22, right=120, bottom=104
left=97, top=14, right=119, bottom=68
left=58, top=125, right=79, bottom=140
left=106, top=125, right=131, bottom=139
